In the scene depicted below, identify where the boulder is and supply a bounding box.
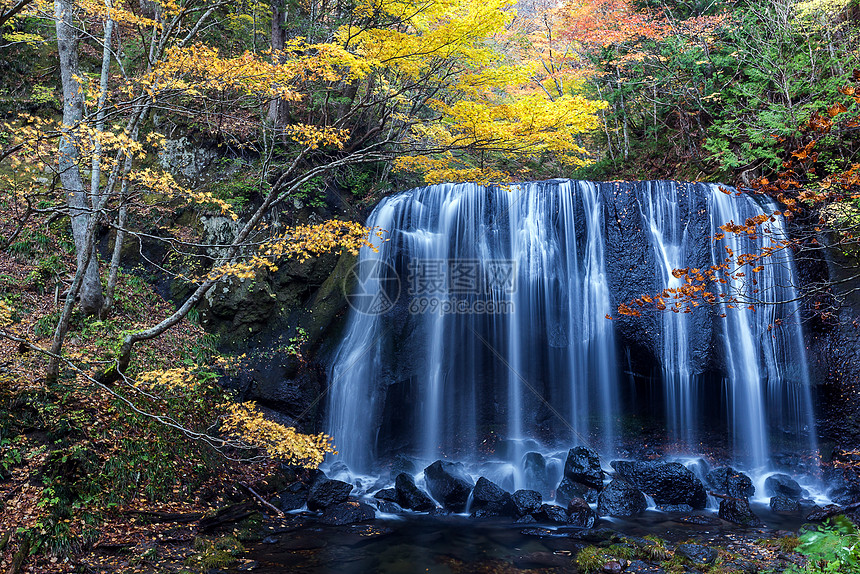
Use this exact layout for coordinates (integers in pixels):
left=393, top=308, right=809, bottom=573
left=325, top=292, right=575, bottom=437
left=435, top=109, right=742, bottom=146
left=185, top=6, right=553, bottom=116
left=373, top=488, right=397, bottom=503
left=511, top=489, right=542, bottom=517
left=706, top=467, right=755, bottom=498
left=611, top=461, right=707, bottom=509
left=596, top=479, right=647, bottom=517
left=601, top=561, right=623, bottom=574
left=307, top=479, right=353, bottom=511
left=770, top=494, right=800, bottom=513
left=676, top=543, right=717, bottom=566
left=566, top=497, right=596, bottom=528
left=564, top=446, right=604, bottom=489
left=423, top=460, right=474, bottom=512
left=523, top=452, right=549, bottom=496
left=556, top=476, right=598, bottom=506
left=375, top=500, right=403, bottom=514
left=830, top=486, right=860, bottom=506
left=394, top=473, right=435, bottom=511
left=535, top=503, right=568, bottom=524
left=676, top=515, right=722, bottom=526
left=272, top=481, right=309, bottom=511
left=515, top=515, right=537, bottom=524
left=656, top=504, right=692, bottom=513
left=764, top=474, right=803, bottom=500
left=719, top=497, right=762, bottom=526
left=318, top=501, right=375, bottom=525
left=471, top=477, right=512, bottom=517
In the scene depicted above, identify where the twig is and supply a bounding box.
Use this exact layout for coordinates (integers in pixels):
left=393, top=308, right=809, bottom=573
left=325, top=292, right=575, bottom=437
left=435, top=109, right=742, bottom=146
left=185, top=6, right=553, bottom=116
left=238, top=481, right=284, bottom=517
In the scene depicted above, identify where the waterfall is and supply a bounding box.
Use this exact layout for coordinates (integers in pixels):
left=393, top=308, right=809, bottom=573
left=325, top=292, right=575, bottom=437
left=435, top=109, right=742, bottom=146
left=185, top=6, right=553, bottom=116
left=708, top=190, right=818, bottom=469
left=637, top=182, right=697, bottom=451
left=326, top=180, right=817, bottom=475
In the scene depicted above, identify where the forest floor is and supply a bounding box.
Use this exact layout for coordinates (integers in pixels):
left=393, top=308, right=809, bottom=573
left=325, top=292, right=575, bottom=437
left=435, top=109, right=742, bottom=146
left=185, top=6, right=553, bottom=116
left=0, top=209, right=281, bottom=572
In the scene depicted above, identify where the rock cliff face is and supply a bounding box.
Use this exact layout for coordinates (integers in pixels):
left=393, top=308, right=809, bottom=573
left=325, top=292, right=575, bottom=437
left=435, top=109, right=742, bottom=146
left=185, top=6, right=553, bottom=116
left=797, top=227, right=860, bottom=487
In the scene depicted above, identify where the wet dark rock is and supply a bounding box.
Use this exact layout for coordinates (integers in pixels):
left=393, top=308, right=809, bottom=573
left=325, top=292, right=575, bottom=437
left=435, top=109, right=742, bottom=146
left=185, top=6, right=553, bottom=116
left=272, top=481, right=308, bottom=511
left=806, top=504, right=843, bottom=521
left=764, top=474, right=803, bottom=500
left=770, top=494, right=800, bottom=513
left=471, top=477, right=513, bottom=517
left=428, top=507, right=451, bottom=517
left=596, top=479, right=647, bottom=517
left=423, top=460, right=474, bottom=513
left=602, top=560, right=623, bottom=574
left=611, top=461, right=707, bottom=509
left=523, top=452, right=549, bottom=496
left=515, top=514, right=537, bottom=524
left=719, top=497, right=762, bottom=526
left=307, top=479, right=353, bottom=511
left=389, top=455, right=417, bottom=480
left=626, top=559, right=667, bottom=574
left=563, top=446, right=604, bottom=489
left=394, top=473, right=435, bottom=511
left=556, top=476, right=598, bottom=506
left=375, top=500, right=402, bottom=514
left=261, top=535, right=279, bottom=544
left=707, top=467, right=755, bottom=498
left=676, top=543, right=717, bottom=566
left=566, top=497, right=596, bottom=528
left=511, top=489, right=542, bottom=517
left=657, top=504, right=692, bottom=512
left=318, top=501, right=375, bottom=525
left=829, top=484, right=860, bottom=506
left=570, top=527, right=620, bottom=544
left=373, top=488, right=397, bottom=503
left=520, top=527, right=559, bottom=537
left=535, top=503, right=568, bottom=524
left=675, top=515, right=722, bottom=526
left=472, top=508, right=499, bottom=518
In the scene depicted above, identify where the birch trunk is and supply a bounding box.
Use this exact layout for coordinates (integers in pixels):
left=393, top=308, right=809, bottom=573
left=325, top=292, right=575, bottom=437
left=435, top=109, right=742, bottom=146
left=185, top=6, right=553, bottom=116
left=55, top=0, right=104, bottom=317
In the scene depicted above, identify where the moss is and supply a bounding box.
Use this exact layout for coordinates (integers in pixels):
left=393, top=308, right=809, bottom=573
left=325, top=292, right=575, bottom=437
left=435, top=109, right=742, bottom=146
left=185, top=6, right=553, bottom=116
left=186, top=535, right=244, bottom=571
left=232, top=512, right=266, bottom=542
left=575, top=546, right=608, bottom=573
left=607, top=543, right=635, bottom=560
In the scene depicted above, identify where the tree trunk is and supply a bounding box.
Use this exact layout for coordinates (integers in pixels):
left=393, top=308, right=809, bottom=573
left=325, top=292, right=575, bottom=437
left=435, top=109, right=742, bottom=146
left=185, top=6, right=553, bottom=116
left=104, top=155, right=131, bottom=310
left=55, top=0, right=104, bottom=317
left=267, top=0, right=289, bottom=129
left=90, top=6, right=114, bottom=208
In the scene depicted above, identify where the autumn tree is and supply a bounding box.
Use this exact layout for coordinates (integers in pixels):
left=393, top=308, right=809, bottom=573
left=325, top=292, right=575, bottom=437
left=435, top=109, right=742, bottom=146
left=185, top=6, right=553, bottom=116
left=0, top=0, right=608, bottom=454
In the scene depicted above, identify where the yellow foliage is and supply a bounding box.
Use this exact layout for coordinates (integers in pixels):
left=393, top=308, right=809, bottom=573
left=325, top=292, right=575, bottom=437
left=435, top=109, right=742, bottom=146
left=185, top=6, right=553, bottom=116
left=77, top=0, right=160, bottom=28
left=0, top=301, right=13, bottom=328
left=222, top=402, right=335, bottom=467
left=207, top=220, right=381, bottom=280
left=396, top=93, right=607, bottom=183
left=138, top=367, right=196, bottom=392
left=145, top=41, right=368, bottom=102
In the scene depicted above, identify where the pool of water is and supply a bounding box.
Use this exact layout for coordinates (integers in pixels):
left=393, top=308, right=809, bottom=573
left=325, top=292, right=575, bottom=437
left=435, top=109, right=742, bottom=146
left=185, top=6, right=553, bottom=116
left=239, top=504, right=802, bottom=574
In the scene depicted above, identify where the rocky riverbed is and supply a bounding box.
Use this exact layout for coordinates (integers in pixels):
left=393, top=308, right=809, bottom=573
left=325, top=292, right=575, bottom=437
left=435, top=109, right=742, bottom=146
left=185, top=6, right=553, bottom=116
left=216, top=447, right=860, bottom=573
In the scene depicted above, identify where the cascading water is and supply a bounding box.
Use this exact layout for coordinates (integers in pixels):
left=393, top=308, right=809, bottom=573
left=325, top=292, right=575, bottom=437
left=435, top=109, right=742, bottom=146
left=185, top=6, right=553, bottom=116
left=638, top=182, right=697, bottom=451
left=326, top=180, right=818, bottom=480
left=708, top=190, right=818, bottom=470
